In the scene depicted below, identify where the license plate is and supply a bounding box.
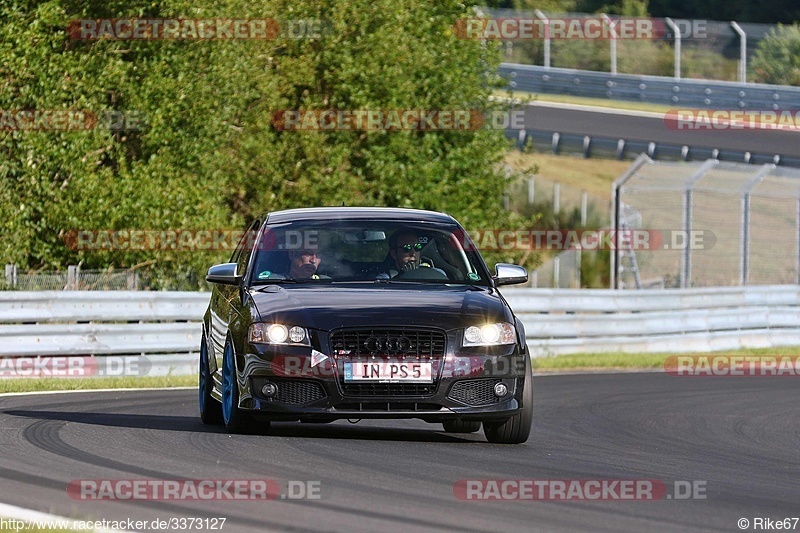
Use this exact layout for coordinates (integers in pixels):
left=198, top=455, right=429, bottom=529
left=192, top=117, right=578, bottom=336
left=344, top=361, right=433, bottom=383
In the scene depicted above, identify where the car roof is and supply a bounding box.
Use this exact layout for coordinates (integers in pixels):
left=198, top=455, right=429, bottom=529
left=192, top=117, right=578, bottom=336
left=264, top=207, right=457, bottom=225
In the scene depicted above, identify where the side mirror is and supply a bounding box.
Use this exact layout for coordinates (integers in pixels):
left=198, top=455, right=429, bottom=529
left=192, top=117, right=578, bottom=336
left=493, top=263, right=528, bottom=286
left=206, top=263, right=242, bottom=285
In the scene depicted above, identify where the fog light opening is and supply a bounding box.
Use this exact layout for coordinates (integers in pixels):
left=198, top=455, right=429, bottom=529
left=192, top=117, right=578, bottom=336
left=261, top=382, right=278, bottom=398
left=494, top=382, right=508, bottom=397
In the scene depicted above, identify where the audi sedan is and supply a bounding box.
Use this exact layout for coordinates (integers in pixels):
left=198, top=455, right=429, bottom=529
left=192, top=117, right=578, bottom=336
left=199, top=207, right=532, bottom=444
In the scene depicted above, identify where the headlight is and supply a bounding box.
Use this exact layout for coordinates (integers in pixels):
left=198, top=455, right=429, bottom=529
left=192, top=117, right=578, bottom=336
left=248, top=323, right=310, bottom=345
left=463, top=322, right=516, bottom=346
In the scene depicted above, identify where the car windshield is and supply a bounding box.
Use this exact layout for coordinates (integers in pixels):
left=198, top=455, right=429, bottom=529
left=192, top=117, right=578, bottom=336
left=248, top=218, right=490, bottom=286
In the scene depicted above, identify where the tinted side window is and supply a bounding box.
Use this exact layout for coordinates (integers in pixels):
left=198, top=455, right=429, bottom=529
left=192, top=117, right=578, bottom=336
left=231, top=220, right=260, bottom=277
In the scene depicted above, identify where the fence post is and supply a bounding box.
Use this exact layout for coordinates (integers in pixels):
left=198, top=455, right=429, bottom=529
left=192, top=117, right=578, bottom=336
left=528, top=176, right=535, bottom=205
left=67, top=265, right=78, bottom=290
left=796, top=197, right=800, bottom=285
left=535, top=10, right=550, bottom=69
left=581, top=191, right=588, bottom=226
left=553, top=182, right=560, bottom=215
left=740, top=192, right=750, bottom=285
left=731, top=22, right=747, bottom=84
left=5, top=264, right=17, bottom=288
left=574, top=247, right=582, bottom=288
left=665, top=18, right=681, bottom=80
left=681, top=159, right=718, bottom=288
left=553, top=256, right=560, bottom=288
left=601, top=14, right=617, bottom=75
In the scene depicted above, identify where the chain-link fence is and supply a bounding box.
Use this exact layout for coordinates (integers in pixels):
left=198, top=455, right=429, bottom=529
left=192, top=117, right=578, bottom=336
left=613, top=155, right=800, bottom=288
left=486, top=8, right=774, bottom=83
left=3, top=265, right=143, bottom=290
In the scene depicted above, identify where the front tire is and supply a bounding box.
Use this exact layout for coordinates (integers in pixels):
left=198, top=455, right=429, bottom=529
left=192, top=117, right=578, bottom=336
left=442, top=420, right=481, bottom=433
left=199, top=336, right=223, bottom=425
left=221, top=340, right=251, bottom=434
left=483, top=355, right=533, bottom=444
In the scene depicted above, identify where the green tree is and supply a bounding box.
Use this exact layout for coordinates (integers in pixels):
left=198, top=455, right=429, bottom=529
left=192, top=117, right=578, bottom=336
left=751, top=24, right=800, bottom=86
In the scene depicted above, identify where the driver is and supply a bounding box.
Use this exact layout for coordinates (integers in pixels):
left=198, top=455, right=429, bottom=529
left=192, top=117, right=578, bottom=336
left=289, top=248, right=324, bottom=279
left=378, top=230, right=445, bottom=278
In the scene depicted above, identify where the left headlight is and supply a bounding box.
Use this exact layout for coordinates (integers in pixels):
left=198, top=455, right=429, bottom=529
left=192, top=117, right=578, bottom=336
left=248, top=323, right=310, bottom=345
left=463, top=322, right=516, bottom=346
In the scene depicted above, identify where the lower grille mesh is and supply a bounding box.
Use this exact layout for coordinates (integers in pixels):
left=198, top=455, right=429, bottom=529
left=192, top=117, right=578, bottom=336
left=448, top=379, right=502, bottom=406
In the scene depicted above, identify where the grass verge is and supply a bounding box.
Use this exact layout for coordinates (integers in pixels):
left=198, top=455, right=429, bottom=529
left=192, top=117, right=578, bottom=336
left=0, top=375, right=195, bottom=394
left=532, top=346, right=800, bottom=372
left=496, top=90, right=675, bottom=114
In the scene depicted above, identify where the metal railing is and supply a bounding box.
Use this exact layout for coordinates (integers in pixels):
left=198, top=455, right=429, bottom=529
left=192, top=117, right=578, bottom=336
left=500, top=63, right=800, bottom=110
left=2, top=288, right=798, bottom=372
left=504, top=285, right=800, bottom=356
left=0, top=291, right=210, bottom=377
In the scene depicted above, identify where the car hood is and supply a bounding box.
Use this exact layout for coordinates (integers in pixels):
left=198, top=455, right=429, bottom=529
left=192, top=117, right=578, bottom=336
left=249, top=284, right=511, bottom=331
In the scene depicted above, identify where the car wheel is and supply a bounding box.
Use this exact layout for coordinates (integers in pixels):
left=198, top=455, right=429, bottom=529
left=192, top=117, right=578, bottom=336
left=483, top=355, right=533, bottom=444
left=442, top=420, right=481, bottom=433
left=221, top=339, right=250, bottom=434
left=199, top=336, right=223, bottom=425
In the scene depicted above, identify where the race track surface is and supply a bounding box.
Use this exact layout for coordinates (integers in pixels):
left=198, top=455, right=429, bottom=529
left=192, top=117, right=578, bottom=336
left=521, top=104, right=800, bottom=158
left=0, top=373, right=797, bottom=532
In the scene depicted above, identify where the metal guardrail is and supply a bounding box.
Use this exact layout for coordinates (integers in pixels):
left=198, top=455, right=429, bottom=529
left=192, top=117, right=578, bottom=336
left=504, top=285, right=800, bottom=356
left=4, top=288, right=799, bottom=372
left=508, top=128, right=800, bottom=168
left=0, top=291, right=210, bottom=377
left=500, top=63, right=800, bottom=110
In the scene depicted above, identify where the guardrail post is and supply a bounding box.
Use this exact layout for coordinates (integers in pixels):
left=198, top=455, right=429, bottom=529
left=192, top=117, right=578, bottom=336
left=665, top=18, right=681, bottom=80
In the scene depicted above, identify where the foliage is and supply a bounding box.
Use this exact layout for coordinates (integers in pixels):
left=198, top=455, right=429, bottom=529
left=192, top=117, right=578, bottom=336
left=0, top=0, right=536, bottom=285
left=751, top=24, right=800, bottom=86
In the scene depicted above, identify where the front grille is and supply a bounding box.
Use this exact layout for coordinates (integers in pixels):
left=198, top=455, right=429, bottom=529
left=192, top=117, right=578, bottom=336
left=254, top=378, right=326, bottom=405
left=448, top=379, right=502, bottom=406
left=331, top=328, right=446, bottom=397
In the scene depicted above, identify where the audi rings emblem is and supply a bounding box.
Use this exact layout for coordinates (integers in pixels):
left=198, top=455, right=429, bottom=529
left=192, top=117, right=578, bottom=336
left=363, top=336, right=413, bottom=354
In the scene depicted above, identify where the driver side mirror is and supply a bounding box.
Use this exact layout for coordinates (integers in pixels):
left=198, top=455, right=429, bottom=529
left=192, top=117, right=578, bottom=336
left=206, top=262, right=242, bottom=285
left=493, top=263, right=528, bottom=286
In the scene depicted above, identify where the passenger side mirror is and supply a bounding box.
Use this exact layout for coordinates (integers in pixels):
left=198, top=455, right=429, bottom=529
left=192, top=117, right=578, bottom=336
left=206, top=262, right=242, bottom=285
left=493, top=263, right=528, bottom=286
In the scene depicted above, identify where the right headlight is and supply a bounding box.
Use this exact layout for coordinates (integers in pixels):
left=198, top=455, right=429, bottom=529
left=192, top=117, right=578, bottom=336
left=462, top=322, right=516, bottom=346
left=248, top=323, right=310, bottom=345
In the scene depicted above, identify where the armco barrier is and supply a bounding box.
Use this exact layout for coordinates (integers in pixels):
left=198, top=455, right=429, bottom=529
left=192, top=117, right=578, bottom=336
left=500, top=63, right=800, bottom=110
left=504, top=285, right=800, bottom=356
left=0, top=291, right=210, bottom=376
left=3, top=288, right=799, bottom=372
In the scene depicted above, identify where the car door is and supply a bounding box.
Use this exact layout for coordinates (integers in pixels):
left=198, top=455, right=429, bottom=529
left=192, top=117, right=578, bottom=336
left=209, top=219, right=260, bottom=371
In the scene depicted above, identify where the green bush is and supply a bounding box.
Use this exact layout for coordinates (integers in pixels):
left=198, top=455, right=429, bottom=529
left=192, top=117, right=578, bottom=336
left=751, top=23, right=800, bottom=85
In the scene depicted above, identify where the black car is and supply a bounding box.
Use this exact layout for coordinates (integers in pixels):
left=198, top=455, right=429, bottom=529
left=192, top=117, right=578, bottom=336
left=199, top=207, right=532, bottom=444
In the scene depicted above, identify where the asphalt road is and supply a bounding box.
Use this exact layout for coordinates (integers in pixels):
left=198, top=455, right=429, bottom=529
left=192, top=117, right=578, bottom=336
left=522, top=103, right=800, bottom=158
left=0, top=373, right=797, bottom=532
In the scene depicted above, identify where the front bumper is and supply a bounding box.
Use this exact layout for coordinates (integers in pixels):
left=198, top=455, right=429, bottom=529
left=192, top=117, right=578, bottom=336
left=234, top=336, right=528, bottom=423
